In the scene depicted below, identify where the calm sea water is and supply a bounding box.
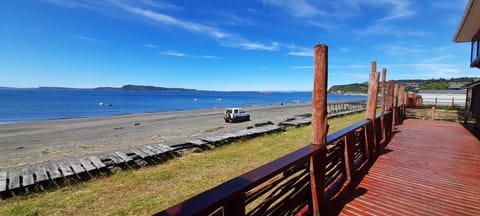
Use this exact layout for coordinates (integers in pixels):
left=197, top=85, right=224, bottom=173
left=0, top=89, right=366, bottom=123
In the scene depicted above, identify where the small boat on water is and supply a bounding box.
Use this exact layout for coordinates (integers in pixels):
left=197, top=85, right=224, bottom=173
left=98, top=102, right=112, bottom=106
left=216, top=98, right=222, bottom=101
left=193, top=98, right=198, bottom=101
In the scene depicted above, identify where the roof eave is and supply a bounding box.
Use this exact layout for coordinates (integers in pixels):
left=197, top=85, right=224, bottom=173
left=454, top=0, right=475, bottom=43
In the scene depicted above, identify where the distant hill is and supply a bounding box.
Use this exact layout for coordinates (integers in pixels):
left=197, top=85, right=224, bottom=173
left=0, top=85, right=197, bottom=91
left=328, top=83, right=369, bottom=95
left=328, top=77, right=478, bottom=94
left=117, top=85, right=196, bottom=91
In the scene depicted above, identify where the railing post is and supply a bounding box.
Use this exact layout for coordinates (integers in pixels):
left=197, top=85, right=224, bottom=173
left=310, top=44, right=328, bottom=216
left=386, top=81, right=394, bottom=139
left=380, top=68, right=387, bottom=143
left=365, top=61, right=380, bottom=159
left=344, top=134, right=355, bottom=181
left=398, top=86, right=405, bottom=123
left=431, top=106, right=436, bottom=120
left=392, top=84, right=399, bottom=128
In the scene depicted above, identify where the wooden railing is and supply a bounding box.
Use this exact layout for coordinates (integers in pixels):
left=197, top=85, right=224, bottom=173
left=156, top=110, right=397, bottom=216
left=157, top=44, right=405, bottom=216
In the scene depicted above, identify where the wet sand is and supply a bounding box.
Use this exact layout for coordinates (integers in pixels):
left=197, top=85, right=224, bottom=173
left=0, top=103, right=311, bottom=169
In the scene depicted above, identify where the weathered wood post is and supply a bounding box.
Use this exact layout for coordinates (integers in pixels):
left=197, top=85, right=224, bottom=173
left=310, top=44, right=328, bottom=216
left=392, top=84, right=399, bottom=128
left=431, top=106, right=436, bottom=120
left=380, top=68, right=387, bottom=143
left=399, top=86, right=405, bottom=123
left=385, top=81, right=394, bottom=139
left=365, top=61, right=380, bottom=159
left=387, top=81, right=394, bottom=111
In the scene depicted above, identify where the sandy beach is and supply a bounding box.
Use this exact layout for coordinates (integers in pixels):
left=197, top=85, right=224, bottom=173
left=0, top=103, right=312, bottom=169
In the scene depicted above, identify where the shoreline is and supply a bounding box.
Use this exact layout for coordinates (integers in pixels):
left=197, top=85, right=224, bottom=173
left=0, top=102, right=310, bottom=125
left=0, top=103, right=313, bottom=169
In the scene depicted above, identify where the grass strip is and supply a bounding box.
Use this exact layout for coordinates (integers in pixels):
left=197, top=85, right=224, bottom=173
left=0, top=111, right=365, bottom=216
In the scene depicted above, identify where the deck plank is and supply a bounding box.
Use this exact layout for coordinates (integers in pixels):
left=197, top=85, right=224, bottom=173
left=338, top=119, right=480, bottom=215
left=46, top=164, right=62, bottom=180
left=144, top=145, right=162, bottom=155
left=0, top=171, right=7, bottom=192
left=138, top=146, right=156, bottom=157
left=69, top=160, right=86, bottom=176
left=21, top=167, right=35, bottom=187
left=79, top=157, right=96, bottom=172
left=114, top=151, right=133, bottom=163
left=34, top=166, right=49, bottom=183
left=156, top=144, right=173, bottom=152
left=89, top=156, right=106, bottom=169
left=8, top=170, right=21, bottom=190
left=57, top=161, right=74, bottom=178
left=129, top=148, right=149, bottom=159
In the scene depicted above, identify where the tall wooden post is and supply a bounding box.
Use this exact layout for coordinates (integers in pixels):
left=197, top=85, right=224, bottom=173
left=380, top=68, right=387, bottom=142
left=392, top=84, right=400, bottom=129
left=399, top=86, right=405, bottom=122
left=310, top=44, right=328, bottom=216
left=365, top=61, right=380, bottom=159
left=387, top=81, right=394, bottom=111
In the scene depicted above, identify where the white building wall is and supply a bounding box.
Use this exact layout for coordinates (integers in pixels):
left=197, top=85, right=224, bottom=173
left=418, top=93, right=466, bottom=106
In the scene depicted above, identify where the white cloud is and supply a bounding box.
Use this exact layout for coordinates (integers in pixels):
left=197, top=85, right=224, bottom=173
left=373, top=0, right=415, bottom=22
left=161, top=50, right=187, bottom=57
left=161, top=50, right=220, bottom=59
left=288, top=51, right=312, bottom=57
left=51, top=1, right=282, bottom=52
left=421, top=54, right=455, bottom=63
left=238, top=42, right=279, bottom=51
left=306, top=20, right=337, bottom=32
left=339, top=47, right=351, bottom=53
left=143, top=44, right=158, bottom=48
left=73, top=35, right=98, bottom=42
left=43, top=0, right=95, bottom=9
left=114, top=3, right=230, bottom=39
left=200, top=55, right=220, bottom=59
left=261, top=0, right=327, bottom=17
left=286, top=45, right=312, bottom=57
left=137, top=0, right=181, bottom=10
left=376, top=44, right=425, bottom=56
left=354, top=22, right=429, bottom=37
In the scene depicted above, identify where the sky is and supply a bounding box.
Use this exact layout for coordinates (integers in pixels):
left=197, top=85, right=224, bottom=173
left=0, top=0, right=477, bottom=91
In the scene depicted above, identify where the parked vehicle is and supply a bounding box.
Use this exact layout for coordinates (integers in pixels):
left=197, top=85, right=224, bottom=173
left=224, top=108, right=250, bottom=123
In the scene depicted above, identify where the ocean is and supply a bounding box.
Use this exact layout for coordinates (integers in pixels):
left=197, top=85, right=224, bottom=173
left=0, top=89, right=366, bottom=123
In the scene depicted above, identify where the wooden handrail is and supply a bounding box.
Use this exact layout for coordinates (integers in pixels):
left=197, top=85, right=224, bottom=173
left=157, top=51, right=404, bottom=215
left=156, top=144, right=318, bottom=216
left=157, top=118, right=372, bottom=216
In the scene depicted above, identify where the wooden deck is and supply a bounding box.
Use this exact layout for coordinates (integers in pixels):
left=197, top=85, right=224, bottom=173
left=338, top=119, right=480, bottom=215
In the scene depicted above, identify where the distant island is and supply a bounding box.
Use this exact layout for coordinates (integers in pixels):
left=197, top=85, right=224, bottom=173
left=95, top=85, right=197, bottom=91
left=328, top=77, right=478, bottom=94
left=26, top=85, right=197, bottom=91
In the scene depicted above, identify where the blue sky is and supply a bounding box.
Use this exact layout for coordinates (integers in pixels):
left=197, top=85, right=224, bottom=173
left=0, top=0, right=477, bottom=91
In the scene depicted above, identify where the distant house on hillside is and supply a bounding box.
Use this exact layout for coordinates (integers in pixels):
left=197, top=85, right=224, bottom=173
left=454, top=0, right=480, bottom=126
left=417, top=89, right=466, bottom=106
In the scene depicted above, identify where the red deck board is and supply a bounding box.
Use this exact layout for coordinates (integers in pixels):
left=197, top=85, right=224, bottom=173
left=339, top=119, right=480, bottom=215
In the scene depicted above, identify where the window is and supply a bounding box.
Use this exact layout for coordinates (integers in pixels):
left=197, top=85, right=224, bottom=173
left=472, top=39, right=479, bottom=63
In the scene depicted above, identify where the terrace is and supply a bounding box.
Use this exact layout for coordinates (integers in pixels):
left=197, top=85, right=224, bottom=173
left=157, top=45, right=480, bottom=215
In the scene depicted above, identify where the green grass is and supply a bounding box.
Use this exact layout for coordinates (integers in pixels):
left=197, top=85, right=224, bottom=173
left=0, top=111, right=366, bottom=216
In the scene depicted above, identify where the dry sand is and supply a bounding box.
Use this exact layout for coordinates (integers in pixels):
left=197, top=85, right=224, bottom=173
left=0, top=103, right=312, bottom=169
